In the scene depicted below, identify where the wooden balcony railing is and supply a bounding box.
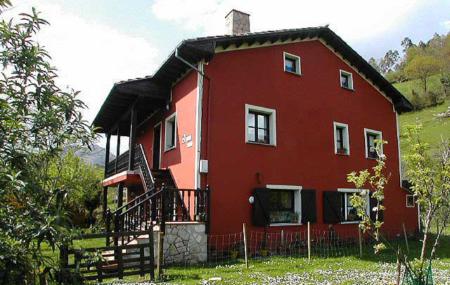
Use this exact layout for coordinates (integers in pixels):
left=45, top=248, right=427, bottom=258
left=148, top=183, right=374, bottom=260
left=105, top=150, right=130, bottom=177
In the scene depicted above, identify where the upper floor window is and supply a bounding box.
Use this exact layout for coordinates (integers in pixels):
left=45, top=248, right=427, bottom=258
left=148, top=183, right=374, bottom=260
left=333, top=122, right=350, bottom=155
left=406, top=195, right=415, bottom=208
left=283, top=52, right=301, bottom=75
left=164, top=113, right=177, bottom=151
left=245, top=104, right=276, bottom=146
left=340, top=70, right=354, bottom=90
left=364, top=128, right=383, bottom=159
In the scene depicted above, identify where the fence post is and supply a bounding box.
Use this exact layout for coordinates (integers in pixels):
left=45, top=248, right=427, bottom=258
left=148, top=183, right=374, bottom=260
left=59, top=243, right=68, bottom=284
left=358, top=226, right=363, bottom=258
left=156, top=231, right=164, bottom=280
left=402, top=223, right=410, bottom=253
left=243, top=223, right=249, bottom=269
left=307, top=222, right=311, bottom=261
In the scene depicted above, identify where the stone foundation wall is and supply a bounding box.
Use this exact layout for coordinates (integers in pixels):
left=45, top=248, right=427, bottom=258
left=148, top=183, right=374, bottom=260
left=162, top=222, right=207, bottom=265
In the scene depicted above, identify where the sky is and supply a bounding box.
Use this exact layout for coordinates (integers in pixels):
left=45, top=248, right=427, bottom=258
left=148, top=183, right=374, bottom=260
left=3, top=0, right=450, bottom=149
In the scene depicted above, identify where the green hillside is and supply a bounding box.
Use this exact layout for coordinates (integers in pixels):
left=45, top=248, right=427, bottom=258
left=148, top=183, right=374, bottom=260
left=394, top=74, right=443, bottom=102
left=395, top=76, right=449, bottom=155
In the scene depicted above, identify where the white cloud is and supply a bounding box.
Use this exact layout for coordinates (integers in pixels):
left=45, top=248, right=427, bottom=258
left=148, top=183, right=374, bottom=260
left=442, top=20, right=450, bottom=29
left=3, top=1, right=160, bottom=124
left=152, top=0, right=427, bottom=42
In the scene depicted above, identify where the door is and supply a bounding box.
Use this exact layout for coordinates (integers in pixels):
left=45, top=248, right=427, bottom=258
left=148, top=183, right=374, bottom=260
left=153, top=124, right=161, bottom=169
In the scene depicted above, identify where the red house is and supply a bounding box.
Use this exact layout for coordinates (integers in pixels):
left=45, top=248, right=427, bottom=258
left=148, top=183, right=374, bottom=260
left=93, top=10, right=418, bottom=249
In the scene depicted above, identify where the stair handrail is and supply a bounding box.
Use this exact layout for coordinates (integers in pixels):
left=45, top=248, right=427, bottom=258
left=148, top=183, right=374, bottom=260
left=112, top=190, right=152, bottom=216
left=134, top=144, right=154, bottom=190
left=120, top=189, right=163, bottom=217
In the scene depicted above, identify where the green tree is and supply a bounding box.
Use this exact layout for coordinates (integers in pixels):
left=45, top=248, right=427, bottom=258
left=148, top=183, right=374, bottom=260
left=45, top=150, right=103, bottom=227
left=0, top=2, right=94, bottom=283
left=404, top=54, right=440, bottom=93
left=403, top=125, right=450, bottom=263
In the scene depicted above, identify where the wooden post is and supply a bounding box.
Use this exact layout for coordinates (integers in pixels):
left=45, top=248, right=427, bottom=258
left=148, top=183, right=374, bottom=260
left=128, top=104, right=137, bottom=170
left=358, top=227, right=363, bottom=258
left=156, top=231, right=164, bottom=280
left=117, top=183, right=124, bottom=210
left=148, top=227, right=155, bottom=281
left=307, top=222, right=311, bottom=261
left=402, top=223, right=410, bottom=253
left=243, top=223, right=249, bottom=269
left=105, top=209, right=111, bottom=246
left=59, top=243, right=68, bottom=284
left=102, top=133, right=111, bottom=219
left=396, top=248, right=402, bottom=285
left=115, top=129, right=120, bottom=173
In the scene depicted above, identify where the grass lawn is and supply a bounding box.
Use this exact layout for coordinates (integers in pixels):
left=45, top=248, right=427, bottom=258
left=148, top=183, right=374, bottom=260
left=63, top=235, right=449, bottom=285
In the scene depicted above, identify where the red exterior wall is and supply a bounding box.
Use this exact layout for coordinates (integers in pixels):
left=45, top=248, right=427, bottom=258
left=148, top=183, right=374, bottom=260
left=202, top=40, right=418, bottom=236
left=136, top=71, right=198, bottom=189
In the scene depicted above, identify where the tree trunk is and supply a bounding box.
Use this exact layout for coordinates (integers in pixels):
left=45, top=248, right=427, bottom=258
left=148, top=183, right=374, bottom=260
left=420, top=210, right=432, bottom=262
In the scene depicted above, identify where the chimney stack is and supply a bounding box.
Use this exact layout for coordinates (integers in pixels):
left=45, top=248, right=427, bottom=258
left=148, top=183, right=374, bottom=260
left=225, top=9, right=250, bottom=35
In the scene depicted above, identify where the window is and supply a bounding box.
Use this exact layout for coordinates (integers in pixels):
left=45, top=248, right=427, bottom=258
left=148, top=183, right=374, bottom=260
left=406, top=195, right=415, bottom=208
left=339, top=189, right=369, bottom=223
left=340, top=70, right=354, bottom=90
left=267, top=185, right=302, bottom=225
left=269, top=190, right=296, bottom=223
left=341, top=192, right=360, bottom=222
left=333, top=122, right=350, bottom=155
left=283, top=52, right=301, bottom=75
left=245, top=104, right=276, bottom=146
left=164, top=113, right=177, bottom=151
left=364, top=129, right=383, bottom=159
left=323, top=189, right=370, bottom=224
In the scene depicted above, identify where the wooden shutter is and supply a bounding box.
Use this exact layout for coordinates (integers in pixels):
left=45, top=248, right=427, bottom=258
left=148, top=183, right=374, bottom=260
left=323, top=191, right=342, bottom=224
left=301, top=189, right=317, bottom=223
left=369, top=194, right=384, bottom=222
left=252, top=188, right=271, bottom=227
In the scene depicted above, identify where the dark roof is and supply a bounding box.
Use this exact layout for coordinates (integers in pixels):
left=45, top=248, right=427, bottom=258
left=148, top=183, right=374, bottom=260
left=93, top=26, right=413, bottom=134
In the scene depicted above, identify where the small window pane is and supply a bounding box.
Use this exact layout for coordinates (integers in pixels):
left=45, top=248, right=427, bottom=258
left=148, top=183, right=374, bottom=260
left=341, top=74, right=349, bottom=88
left=248, top=127, right=255, bottom=142
left=257, top=114, right=267, bottom=128
left=285, top=57, right=296, bottom=73
left=257, top=129, right=267, bottom=143
left=248, top=113, right=255, bottom=127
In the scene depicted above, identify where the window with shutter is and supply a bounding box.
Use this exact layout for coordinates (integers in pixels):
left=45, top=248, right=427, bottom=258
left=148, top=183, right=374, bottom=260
left=301, top=189, right=317, bottom=223
left=323, top=191, right=342, bottom=223
left=252, top=188, right=271, bottom=227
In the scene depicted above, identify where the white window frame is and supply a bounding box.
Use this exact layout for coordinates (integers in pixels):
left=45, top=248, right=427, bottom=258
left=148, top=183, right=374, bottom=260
left=406, top=194, right=415, bottom=208
left=364, top=128, right=383, bottom=159
left=283, top=52, right=302, bottom=75
left=333, top=122, right=350, bottom=155
left=164, top=112, right=177, bottom=151
left=245, top=104, right=277, bottom=146
left=337, top=188, right=370, bottom=224
left=339, top=69, right=354, bottom=90
left=266, top=185, right=302, bottom=226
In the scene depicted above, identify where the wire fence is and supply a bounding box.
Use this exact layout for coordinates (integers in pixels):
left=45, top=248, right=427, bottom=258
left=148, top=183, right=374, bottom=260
left=206, top=227, right=368, bottom=265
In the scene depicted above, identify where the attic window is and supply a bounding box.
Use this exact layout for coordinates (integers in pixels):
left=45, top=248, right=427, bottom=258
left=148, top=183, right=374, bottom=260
left=283, top=52, right=301, bottom=75
left=340, top=70, right=354, bottom=90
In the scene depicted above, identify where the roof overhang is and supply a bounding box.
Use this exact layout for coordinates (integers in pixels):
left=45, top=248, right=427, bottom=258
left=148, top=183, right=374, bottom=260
left=93, top=27, right=412, bottom=134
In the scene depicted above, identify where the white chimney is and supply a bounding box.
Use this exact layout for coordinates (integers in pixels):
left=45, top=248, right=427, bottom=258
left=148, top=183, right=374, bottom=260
left=225, top=9, right=250, bottom=35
